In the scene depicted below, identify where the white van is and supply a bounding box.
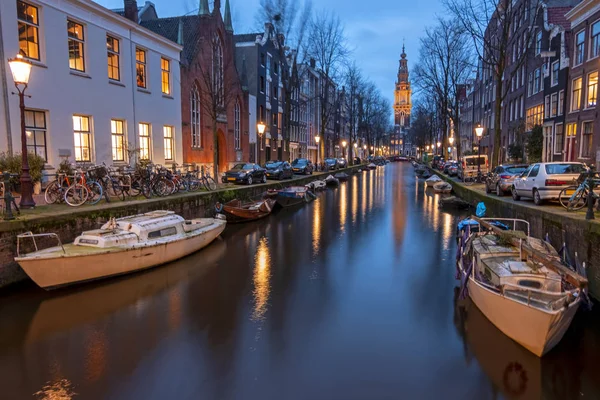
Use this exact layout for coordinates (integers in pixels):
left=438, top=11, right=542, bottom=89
left=458, top=155, right=489, bottom=180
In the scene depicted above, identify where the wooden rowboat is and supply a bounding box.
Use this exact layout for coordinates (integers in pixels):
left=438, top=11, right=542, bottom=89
left=219, top=198, right=276, bottom=223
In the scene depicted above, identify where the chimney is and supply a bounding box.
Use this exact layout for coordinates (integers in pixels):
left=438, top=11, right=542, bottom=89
left=310, top=58, right=316, bottom=68
left=124, top=0, right=138, bottom=23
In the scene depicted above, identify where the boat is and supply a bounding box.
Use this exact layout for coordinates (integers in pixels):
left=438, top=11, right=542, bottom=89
left=433, top=181, right=452, bottom=193
left=367, top=163, right=377, bottom=170
left=306, top=180, right=326, bottom=191
left=275, top=186, right=312, bottom=207
left=456, top=217, right=587, bottom=357
left=217, top=198, right=276, bottom=223
left=439, top=196, right=471, bottom=210
left=325, top=175, right=340, bottom=186
left=15, top=210, right=227, bottom=290
left=425, top=175, right=442, bottom=187
left=334, top=172, right=349, bottom=182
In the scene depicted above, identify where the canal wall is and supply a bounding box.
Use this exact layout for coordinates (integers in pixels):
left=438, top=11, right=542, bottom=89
left=0, top=166, right=363, bottom=288
left=432, top=169, right=600, bottom=300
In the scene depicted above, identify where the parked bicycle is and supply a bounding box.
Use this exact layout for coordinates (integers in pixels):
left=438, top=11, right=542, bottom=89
left=558, top=170, right=600, bottom=211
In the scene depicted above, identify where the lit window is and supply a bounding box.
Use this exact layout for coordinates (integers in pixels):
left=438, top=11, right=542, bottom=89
left=163, top=126, right=173, bottom=160
left=17, top=1, right=40, bottom=60
left=575, top=30, right=585, bottom=65
left=136, top=48, right=147, bottom=88
left=111, top=119, right=125, bottom=161
left=107, top=35, right=120, bottom=81
left=161, top=57, right=170, bottom=95
left=581, top=122, right=594, bottom=158
left=139, top=123, right=150, bottom=160
left=526, top=104, right=544, bottom=130
left=587, top=71, right=598, bottom=108
left=73, top=115, right=91, bottom=162
left=234, top=101, right=240, bottom=150
left=25, top=109, right=47, bottom=160
left=571, top=77, right=582, bottom=111
left=68, top=20, right=85, bottom=72
left=191, top=84, right=201, bottom=147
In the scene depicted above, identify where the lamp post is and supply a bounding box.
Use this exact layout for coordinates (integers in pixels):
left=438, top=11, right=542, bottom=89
left=353, top=142, right=357, bottom=162
left=257, top=121, right=266, bottom=166
left=342, top=140, right=347, bottom=160
left=475, top=125, right=484, bottom=176
left=315, top=135, right=321, bottom=166
left=437, top=141, right=441, bottom=156
left=8, top=54, right=35, bottom=209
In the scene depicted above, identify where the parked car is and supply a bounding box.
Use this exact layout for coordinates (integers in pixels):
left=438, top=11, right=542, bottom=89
left=337, top=158, right=348, bottom=168
left=443, top=161, right=458, bottom=174
left=324, top=158, right=339, bottom=170
left=353, top=157, right=362, bottom=165
left=265, top=161, right=293, bottom=180
left=223, top=163, right=266, bottom=185
left=458, top=155, right=489, bottom=180
left=291, top=158, right=314, bottom=174
left=485, top=164, right=529, bottom=196
left=448, top=163, right=459, bottom=177
left=432, top=156, right=445, bottom=170
left=511, top=162, right=586, bottom=205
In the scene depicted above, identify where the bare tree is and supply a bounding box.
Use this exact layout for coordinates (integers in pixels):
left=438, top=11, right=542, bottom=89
left=445, top=0, right=542, bottom=166
left=197, top=35, right=240, bottom=179
left=344, top=62, right=363, bottom=160
left=306, top=11, right=350, bottom=157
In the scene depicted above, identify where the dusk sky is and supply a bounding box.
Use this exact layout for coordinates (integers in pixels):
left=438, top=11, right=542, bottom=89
left=100, top=0, right=446, bottom=107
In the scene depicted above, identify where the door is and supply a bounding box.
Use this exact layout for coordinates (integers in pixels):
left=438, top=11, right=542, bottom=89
left=524, top=164, right=540, bottom=194
left=565, top=123, right=577, bottom=161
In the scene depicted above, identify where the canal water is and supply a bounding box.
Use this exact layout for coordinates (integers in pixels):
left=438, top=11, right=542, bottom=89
left=0, top=163, right=599, bottom=399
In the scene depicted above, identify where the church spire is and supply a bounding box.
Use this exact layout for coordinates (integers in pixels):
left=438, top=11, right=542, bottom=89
left=224, top=0, right=233, bottom=32
left=199, top=0, right=209, bottom=15
left=213, top=0, right=221, bottom=14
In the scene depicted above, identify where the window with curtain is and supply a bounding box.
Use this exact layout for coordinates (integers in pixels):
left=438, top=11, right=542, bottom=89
left=139, top=123, right=151, bottom=160
left=587, top=71, right=598, bottom=108
left=163, top=126, right=173, bottom=160
left=67, top=20, right=85, bottom=71
left=107, top=35, right=120, bottom=81
left=136, top=48, right=147, bottom=88
left=161, top=57, right=170, bottom=95
left=73, top=115, right=91, bottom=162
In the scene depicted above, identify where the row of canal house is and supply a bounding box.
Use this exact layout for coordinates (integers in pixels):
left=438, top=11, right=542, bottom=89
left=0, top=0, right=351, bottom=180
left=459, top=0, right=600, bottom=169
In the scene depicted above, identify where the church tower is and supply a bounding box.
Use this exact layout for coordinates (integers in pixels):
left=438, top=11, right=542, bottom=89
left=394, top=45, right=411, bottom=129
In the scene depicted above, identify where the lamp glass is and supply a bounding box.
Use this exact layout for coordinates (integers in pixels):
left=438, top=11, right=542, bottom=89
left=437, top=141, right=441, bottom=147
left=8, top=54, right=32, bottom=85
left=315, top=135, right=320, bottom=144
left=257, top=122, right=266, bottom=135
left=363, top=145, right=367, bottom=150
left=354, top=143, right=358, bottom=148
left=475, top=126, right=484, bottom=137
left=342, top=140, right=347, bottom=148
left=449, top=136, right=455, bottom=145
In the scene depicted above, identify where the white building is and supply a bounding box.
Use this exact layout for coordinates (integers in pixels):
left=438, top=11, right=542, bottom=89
left=0, top=0, right=183, bottom=170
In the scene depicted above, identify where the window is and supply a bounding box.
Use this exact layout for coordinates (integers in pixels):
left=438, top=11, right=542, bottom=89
left=139, top=123, right=150, bottom=160
left=554, top=123, right=564, bottom=154
left=591, top=21, right=600, bottom=59
left=213, top=35, right=224, bottom=106
left=273, top=84, right=278, bottom=100
left=528, top=72, right=533, bottom=96
left=272, top=110, right=277, bottom=126
left=587, top=71, right=598, bottom=108
left=25, top=109, right=47, bottom=160
left=534, top=68, right=541, bottom=94
left=558, top=90, right=564, bottom=116
left=191, top=84, right=201, bottom=147
left=536, top=31, right=542, bottom=55
left=544, top=96, right=550, bottom=119
left=260, top=53, right=265, bottom=66
left=266, top=79, right=271, bottom=100
left=575, top=30, right=585, bottom=65
left=581, top=121, right=594, bottom=158
left=73, top=115, right=91, bottom=162
left=260, top=76, right=265, bottom=93
left=551, top=93, right=558, bottom=117
left=571, top=77, right=582, bottom=111
left=111, top=119, right=125, bottom=162
left=551, top=61, right=559, bottom=86
left=107, top=35, right=120, bottom=81
left=234, top=101, right=240, bottom=150
left=163, top=126, right=173, bottom=160
left=136, top=48, right=147, bottom=88
left=17, top=1, right=40, bottom=60
left=67, top=20, right=85, bottom=71
left=273, top=62, right=278, bottom=75
left=526, top=104, right=544, bottom=130
left=161, top=57, right=170, bottom=95
left=267, top=55, right=271, bottom=77
left=529, top=164, right=540, bottom=177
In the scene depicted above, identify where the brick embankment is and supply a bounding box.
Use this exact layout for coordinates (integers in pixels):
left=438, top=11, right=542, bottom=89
left=430, top=168, right=600, bottom=299
left=0, top=165, right=364, bottom=288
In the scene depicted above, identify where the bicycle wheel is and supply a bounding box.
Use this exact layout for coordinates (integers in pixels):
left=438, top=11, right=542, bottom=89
left=44, top=181, right=61, bottom=204
left=188, top=179, right=200, bottom=192
left=128, top=178, right=142, bottom=197
left=568, top=188, right=588, bottom=211
left=86, top=181, right=103, bottom=205
left=141, top=180, right=153, bottom=198
left=559, top=186, right=578, bottom=209
left=154, top=177, right=175, bottom=196
left=203, top=176, right=217, bottom=191
left=108, top=179, right=125, bottom=201
left=64, top=184, right=89, bottom=207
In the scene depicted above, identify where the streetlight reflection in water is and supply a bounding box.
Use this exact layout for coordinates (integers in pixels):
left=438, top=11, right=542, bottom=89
left=252, top=237, right=271, bottom=322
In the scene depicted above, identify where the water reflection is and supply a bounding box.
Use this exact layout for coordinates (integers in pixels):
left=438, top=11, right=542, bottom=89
left=339, top=182, right=347, bottom=233
left=33, top=379, right=77, bottom=400
left=252, top=237, right=271, bottom=322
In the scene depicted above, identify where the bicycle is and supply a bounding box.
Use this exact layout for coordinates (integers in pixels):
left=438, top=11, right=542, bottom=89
left=198, top=167, right=217, bottom=191
left=44, top=172, right=75, bottom=204
left=558, top=171, right=600, bottom=211
left=462, top=171, right=485, bottom=186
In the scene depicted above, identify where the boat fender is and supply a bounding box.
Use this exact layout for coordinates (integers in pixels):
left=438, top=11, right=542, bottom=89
left=503, top=362, right=527, bottom=397
left=215, top=202, right=223, bottom=213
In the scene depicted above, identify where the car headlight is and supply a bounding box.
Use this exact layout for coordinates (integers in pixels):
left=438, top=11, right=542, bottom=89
left=239, top=171, right=247, bottom=176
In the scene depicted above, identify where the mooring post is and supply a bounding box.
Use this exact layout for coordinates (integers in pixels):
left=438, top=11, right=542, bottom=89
left=586, top=166, right=596, bottom=221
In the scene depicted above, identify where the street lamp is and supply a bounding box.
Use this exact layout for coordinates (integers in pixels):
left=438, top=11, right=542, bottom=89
left=475, top=125, right=484, bottom=176
left=315, top=135, right=321, bottom=165
left=257, top=121, right=266, bottom=166
left=8, top=53, right=35, bottom=208
left=342, top=140, right=347, bottom=159
left=449, top=136, right=455, bottom=159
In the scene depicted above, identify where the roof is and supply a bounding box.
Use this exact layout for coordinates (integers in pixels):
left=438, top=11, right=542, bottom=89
left=141, top=16, right=203, bottom=64
left=234, top=33, right=260, bottom=44
left=547, top=6, right=572, bottom=30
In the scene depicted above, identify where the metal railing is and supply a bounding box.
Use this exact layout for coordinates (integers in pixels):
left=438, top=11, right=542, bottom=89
left=17, top=231, right=65, bottom=257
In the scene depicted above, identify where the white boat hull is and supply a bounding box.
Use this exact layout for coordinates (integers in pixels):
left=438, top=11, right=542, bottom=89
left=16, top=220, right=226, bottom=289
left=465, top=273, right=580, bottom=357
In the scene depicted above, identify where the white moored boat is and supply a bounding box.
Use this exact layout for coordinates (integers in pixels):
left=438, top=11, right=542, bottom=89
left=15, top=210, right=227, bottom=289
left=457, top=217, right=587, bottom=357
left=425, top=175, right=442, bottom=187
